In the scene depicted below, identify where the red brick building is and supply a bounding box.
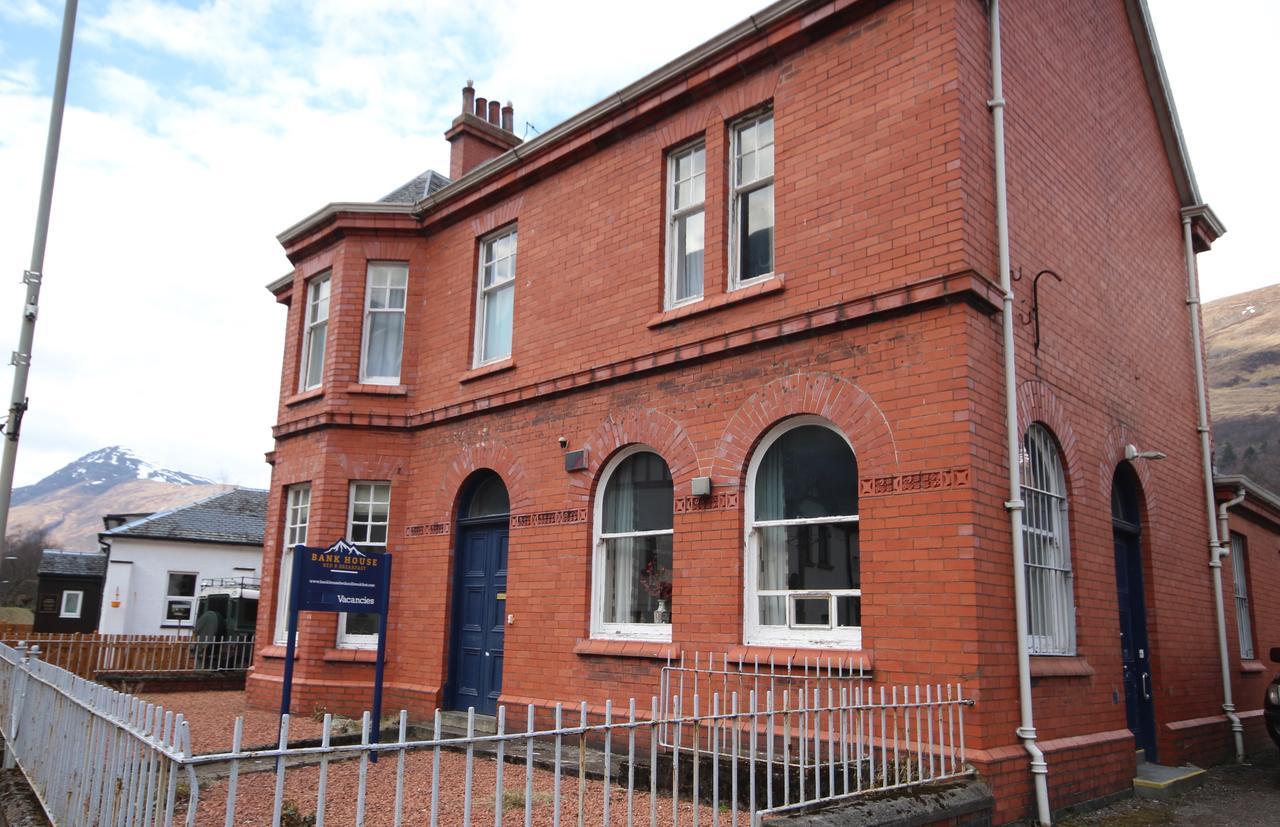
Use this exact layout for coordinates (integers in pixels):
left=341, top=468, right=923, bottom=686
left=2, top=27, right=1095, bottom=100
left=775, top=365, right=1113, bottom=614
left=247, top=0, right=1268, bottom=820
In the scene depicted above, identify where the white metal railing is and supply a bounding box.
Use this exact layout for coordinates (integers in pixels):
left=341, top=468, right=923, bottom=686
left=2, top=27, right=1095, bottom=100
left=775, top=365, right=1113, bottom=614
left=0, top=640, right=974, bottom=826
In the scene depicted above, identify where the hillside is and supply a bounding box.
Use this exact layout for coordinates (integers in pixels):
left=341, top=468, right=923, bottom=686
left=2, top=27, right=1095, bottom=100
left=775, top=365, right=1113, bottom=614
left=1204, top=283, right=1280, bottom=492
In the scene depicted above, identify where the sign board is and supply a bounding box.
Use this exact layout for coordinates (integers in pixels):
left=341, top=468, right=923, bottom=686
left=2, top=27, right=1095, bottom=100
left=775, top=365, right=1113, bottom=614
left=280, top=538, right=393, bottom=759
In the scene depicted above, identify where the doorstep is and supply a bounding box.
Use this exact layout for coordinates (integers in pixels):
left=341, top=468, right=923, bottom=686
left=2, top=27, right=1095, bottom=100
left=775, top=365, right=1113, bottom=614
left=1132, top=760, right=1207, bottom=800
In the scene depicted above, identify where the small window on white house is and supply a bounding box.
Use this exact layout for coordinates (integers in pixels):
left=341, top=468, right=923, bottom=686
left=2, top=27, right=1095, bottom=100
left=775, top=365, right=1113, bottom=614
left=338, top=482, right=390, bottom=648
left=275, top=483, right=311, bottom=644
left=666, top=142, right=705, bottom=306
left=474, top=228, right=517, bottom=366
left=1230, top=533, right=1255, bottom=660
left=729, top=110, right=774, bottom=287
left=299, top=273, right=331, bottom=390
left=592, top=448, right=674, bottom=640
left=164, top=572, right=198, bottom=625
left=745, top=418, right=860, bottom=647
left=1021, top=423, right=1075, bottom=655
left=360, top=262, right=408, bottom=384
left=60, top=590, right=84, bottom=619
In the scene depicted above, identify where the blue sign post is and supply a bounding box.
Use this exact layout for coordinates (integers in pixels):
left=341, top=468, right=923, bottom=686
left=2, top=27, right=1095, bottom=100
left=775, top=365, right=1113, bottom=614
left=280, top=538, right=392, bottom=759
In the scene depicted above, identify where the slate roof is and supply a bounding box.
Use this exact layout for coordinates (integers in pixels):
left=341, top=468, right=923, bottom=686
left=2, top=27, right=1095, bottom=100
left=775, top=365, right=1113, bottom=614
left=102, top=488, right=267, bottom=546
left=378, top=169, right=451, bottom=204
left=38, top=549, right=108, bottom=579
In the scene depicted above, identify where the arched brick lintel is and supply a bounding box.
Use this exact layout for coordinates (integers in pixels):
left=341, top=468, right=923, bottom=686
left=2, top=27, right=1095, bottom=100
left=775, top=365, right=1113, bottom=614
left=1016, top=379, right=1085, bottom=495
left=436, top=438, right=534, bottom=519
left=566, top=409, right=701, bottom=507
left=712, top=372, right=898, bottom=486
left=1099, top=422, right=1158, bottom=517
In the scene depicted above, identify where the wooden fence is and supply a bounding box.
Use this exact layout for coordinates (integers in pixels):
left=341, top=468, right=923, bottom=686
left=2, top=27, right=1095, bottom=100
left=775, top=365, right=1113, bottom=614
left=0, top=625, right=253, bottom=679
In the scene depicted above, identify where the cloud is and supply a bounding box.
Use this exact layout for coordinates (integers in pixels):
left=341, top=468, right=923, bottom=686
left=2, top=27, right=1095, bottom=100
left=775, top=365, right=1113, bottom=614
left=0, top=0, right=58, bottom=27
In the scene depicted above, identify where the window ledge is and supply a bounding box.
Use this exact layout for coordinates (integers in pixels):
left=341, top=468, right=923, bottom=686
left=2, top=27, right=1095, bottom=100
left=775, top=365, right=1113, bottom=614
left=346, top=383, right=407, bottom=396
left=260, top=645, right=299, bottom=660
left=461, top=358, right=515, bottom=383
left=727, top=645, right=872, bottom=671
left=323, top=647, right=377, bottom=663
left=574, top=638, right=677, bottom=660
left=285, top=387, right=325, bottom=406
left=1240, top=659, right=1267, bottom=674
left=1029, top=656, right=1095, bottom=678
left=647, top=275, right=785, bottom=329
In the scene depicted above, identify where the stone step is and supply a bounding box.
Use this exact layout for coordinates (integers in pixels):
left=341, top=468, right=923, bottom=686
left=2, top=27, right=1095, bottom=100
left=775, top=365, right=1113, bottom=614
left=439, top=709, right=498, bottom=735
left=1133, top=761, right=1207, bottom=800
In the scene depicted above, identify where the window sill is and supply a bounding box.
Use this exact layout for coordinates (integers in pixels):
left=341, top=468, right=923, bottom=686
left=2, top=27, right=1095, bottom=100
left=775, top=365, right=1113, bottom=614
left=461, top=358, right=515, bottom=383
left=647, top=275, right=784, bottom=329
left=346, top=383, right=407, bottom=396
left=285, top=387, right=325, bottom=406
left=1029, top=656, right=1095, bottom=678
left=323, top=647, right=378, bottom=663
left=574, top=638, right=677, bottom=660
left=727, top=645, right=873, bottom=671
left=260, top=645, right=299, bottom=660
left=1240, top=659, right=1266, bottom=674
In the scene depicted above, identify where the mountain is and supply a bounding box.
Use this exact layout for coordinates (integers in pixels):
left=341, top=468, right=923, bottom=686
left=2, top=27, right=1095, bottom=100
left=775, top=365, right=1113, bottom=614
left=6, top=447, right=230, bottom=553
left=1204, top=283, right=1280, bottom=493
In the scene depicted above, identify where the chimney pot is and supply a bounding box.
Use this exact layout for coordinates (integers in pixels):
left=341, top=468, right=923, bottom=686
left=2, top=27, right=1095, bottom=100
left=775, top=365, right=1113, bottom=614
left=501, top=101, right=514, bottom=132
left=474, top=96, right=488, bottom=118
left=488, top=100, right=500, bottom=125
left=461, top=81, right=475, bottom=115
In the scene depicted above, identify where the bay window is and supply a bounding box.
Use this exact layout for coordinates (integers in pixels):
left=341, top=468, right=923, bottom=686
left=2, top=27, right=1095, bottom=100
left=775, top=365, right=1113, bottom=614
left=360, top=262, right=408, bottom=384
left=299, top=273, right=330, bottom=390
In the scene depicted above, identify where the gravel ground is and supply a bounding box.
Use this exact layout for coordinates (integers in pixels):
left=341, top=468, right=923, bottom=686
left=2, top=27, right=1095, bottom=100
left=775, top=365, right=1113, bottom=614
left=139, top=690, right=331, bottom=753
left=1059, top=750, right=1280, bottom=827
left=191, top=749, right=718, bottom=826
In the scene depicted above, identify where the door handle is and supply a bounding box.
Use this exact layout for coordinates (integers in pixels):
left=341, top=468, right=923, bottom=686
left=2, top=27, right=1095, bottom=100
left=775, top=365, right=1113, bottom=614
left=1141, top=672, right=1150, bottom=700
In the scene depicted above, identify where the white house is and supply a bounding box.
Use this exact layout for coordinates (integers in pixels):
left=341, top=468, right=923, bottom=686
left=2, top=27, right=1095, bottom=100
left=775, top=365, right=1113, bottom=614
left=98, top=489, right=266, bottom=636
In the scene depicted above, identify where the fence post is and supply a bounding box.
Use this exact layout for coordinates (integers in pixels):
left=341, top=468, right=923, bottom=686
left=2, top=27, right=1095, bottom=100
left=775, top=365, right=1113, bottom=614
left=2, top=641, right=27, bottom=769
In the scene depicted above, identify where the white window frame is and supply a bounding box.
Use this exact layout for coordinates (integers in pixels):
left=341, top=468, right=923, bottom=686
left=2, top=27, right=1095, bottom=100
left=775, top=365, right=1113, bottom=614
left=743, top=416, right=860, bottom=648
left=473, top=227, right=517, bottom=367
left=274, top=483, right=311, bottom=645
left=359, top=262, right=409, bottom=384
left=590, top=445, right=674, bottom=642
left=163, top=571, right=198, bottom=626
left=728, top=109, right=775, bottom=290
left=59, top=590, right=84, bottom=619
left=665, top=140, right=706, bottom=309
left=299, top=272, right=331, bottom=391
left=337, top=481, right=390, bottom=649
left=1230, top=533, right=1255, bottom=660
left=1021, top=423, right=1076, bottom=656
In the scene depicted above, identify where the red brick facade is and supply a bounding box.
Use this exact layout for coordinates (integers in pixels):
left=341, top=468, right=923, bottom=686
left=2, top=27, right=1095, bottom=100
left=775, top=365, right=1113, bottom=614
left=249, top=0, right=1260, bottom=821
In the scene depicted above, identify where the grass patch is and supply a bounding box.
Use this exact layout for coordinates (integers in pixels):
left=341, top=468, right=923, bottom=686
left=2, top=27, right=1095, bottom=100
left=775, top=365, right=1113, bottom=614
left=496, top=787, right=555, bottom=811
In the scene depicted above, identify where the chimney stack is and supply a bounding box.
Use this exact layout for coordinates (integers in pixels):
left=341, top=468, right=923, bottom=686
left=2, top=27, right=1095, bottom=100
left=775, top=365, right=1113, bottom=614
left=446, top=82, right=521, bottom=180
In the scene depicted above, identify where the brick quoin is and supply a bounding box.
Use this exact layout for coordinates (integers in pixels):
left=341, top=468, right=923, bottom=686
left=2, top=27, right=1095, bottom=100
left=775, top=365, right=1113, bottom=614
left=245, top=1, right=1266, bottom=823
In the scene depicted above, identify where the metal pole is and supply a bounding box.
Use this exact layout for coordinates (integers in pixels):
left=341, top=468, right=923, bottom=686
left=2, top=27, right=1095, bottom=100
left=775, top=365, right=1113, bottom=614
left=0, top=0, right=79, bottom=564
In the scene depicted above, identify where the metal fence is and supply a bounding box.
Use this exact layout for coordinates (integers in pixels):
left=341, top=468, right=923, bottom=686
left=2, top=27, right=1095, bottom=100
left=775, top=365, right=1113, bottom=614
left=0, top=639, right=974, bottom=826
left=0, top=629, right=254, bottom=678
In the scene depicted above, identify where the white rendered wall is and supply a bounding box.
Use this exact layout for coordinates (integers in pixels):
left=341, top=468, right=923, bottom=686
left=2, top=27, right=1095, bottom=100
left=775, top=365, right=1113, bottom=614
left=98, top=537, right=261, bottom=636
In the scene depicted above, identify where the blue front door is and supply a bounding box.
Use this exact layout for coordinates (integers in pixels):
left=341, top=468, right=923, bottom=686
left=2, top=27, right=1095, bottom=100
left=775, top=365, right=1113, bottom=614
left=1115, top=526, right=1157, bottom=760
left=448, top=521, right=508, bottom=716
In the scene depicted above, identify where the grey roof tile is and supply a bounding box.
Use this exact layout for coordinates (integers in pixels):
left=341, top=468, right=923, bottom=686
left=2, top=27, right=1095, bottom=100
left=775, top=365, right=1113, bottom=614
left=103, top=488, right=267, bottom=546
left=378, top=169, right=451, bottom=204
left=39, top=549, right=108, bottom=578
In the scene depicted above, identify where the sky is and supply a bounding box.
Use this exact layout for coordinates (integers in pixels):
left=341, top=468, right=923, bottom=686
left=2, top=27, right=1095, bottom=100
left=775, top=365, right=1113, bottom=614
left=0, top=0, right=1275, bottom=490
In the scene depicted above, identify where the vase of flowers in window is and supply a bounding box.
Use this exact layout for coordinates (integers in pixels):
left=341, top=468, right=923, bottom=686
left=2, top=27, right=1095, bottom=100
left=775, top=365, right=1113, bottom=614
left=641, top=560, right=673, bottom=624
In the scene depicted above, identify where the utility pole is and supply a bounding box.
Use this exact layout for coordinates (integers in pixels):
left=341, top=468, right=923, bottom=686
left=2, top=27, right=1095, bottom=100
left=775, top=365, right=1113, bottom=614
left=0, top=0, right=79, bottom=574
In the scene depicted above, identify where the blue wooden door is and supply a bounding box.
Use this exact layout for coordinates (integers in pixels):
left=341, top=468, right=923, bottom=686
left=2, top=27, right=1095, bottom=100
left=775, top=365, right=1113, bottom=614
left=448, top=521, right=508, bottom=716
left=1114, top=527, right=1157, bottom=760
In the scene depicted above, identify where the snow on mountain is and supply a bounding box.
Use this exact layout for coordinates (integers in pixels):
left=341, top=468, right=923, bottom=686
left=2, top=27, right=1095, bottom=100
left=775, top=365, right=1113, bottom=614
left=12, top=446, right=215, bottom=507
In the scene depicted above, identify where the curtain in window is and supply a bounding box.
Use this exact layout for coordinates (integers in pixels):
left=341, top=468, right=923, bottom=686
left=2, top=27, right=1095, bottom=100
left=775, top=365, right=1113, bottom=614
left=603, top=471, right=637, bottom=624
left=757, top=442, right=788, bottom=625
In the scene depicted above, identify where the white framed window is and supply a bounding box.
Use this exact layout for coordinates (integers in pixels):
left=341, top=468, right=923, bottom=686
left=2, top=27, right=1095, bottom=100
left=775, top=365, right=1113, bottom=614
left=299, top=273, right=331, bottom=390
left=360, top=262, right=408, bottom=384
left=474, top=228, right=517, bottom=366
left=745, top=417, right=860, bottom=648
left=591, top=447, right=674, bottom=641
left=274, top=484, right=311, bottom=644
left=1230, top=533, right=1255, bottom=660
left=1021, top=423, right=1075, bottom=655
left=666, top=141, right=705, bottom=307
left=164, top=572, right=198, bottom=625
left=338, top=481, right=390, bottom=649
left=729, top=110, right=774, bottom=288
left=59, top=590, right=84, bottom=619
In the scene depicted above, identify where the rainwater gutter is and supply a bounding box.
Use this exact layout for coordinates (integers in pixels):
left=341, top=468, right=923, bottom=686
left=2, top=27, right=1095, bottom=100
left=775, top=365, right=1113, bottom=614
left=988, top=1, right=1050, bottom=823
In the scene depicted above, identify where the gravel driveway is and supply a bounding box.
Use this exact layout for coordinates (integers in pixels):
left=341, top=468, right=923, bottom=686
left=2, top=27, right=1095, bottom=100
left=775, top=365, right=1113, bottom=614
left=1060, top=751, right=1280, bottom=827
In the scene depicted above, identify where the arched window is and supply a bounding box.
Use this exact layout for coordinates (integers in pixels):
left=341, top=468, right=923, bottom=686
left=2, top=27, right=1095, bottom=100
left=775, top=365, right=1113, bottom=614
left=745, top=418, right=860, bottom=647
left=1021, top=423, right=1074, bottom=655
left=591, top=447, right=674, bottom=640
left=466, top=472, right=510, bottom=519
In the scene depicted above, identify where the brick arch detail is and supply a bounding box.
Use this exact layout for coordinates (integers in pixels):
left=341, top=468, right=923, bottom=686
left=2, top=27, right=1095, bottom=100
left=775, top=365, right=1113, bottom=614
left=356, top=237, right=419, bottom=261
left=566, top=409, right=701, bottom=508
left=470, top=195, right=524, bottom=238
left=1099, top=422, right=1158, bottom=517
left=436, top=438, right=533, bottom=518
left=712, top=373, right=898, bottom=486
left=1016, top=380, right=1085, bottom=495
